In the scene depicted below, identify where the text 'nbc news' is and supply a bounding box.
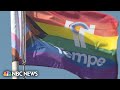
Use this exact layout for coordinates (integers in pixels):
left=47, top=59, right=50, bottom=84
left=3, top=71, right=39, bottom=77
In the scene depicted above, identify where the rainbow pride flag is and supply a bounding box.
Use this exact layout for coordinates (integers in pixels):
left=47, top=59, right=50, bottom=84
left=11, top=11, right=119, bottom=79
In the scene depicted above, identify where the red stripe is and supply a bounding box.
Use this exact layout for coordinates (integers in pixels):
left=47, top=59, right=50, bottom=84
left=26, top=11, right=118, bottom=36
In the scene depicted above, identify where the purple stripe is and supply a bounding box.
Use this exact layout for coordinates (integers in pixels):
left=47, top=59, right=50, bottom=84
left=23, top=52, right=117, bottom=79
left=62, top=58, right=117, bottom=79
left=20, top=52, right=64, bottom=69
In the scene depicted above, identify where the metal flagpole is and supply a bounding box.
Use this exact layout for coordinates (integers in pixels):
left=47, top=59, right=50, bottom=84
left=11, top=11, right=19, bottom=79
left=18, top=11, right=26, bottom=79
left=11, top=11, right=26, bottom=79
left=21, top=11, right=26, bottom=79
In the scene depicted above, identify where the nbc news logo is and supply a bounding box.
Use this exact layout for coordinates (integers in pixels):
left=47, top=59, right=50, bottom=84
left=3, top=71, right=12, bottom=77
left=3, top=70, right=38, bottom=77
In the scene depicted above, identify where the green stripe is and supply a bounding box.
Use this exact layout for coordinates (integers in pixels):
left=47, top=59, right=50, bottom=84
left=42, top=35, right=117, bottom=61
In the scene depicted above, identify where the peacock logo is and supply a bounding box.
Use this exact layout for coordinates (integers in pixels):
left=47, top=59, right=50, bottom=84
left=64, top=20, right=96, bottom=48
left=3, top=71, right=12, bottom=77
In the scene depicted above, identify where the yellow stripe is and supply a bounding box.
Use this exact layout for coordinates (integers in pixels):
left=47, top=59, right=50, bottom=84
left=36, top=22, right=118, bottom=50
left=36, top=22, right=73, bottom=39
left=85, top=33, right=118, bottom=50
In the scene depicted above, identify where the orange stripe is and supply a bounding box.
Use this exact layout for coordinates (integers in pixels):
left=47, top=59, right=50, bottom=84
left=26, top=11, right=118, bottom=36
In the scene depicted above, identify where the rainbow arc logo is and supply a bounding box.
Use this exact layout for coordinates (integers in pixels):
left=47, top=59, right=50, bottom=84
left=65, top=20, right=96, bottom=48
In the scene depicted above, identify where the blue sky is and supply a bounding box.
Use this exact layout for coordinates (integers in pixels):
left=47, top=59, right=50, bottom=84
left=0, top=11, right=120, bottom=79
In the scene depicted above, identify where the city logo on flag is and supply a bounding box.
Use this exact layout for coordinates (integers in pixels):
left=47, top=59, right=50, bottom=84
left=65, top=20, right=96, bottom=48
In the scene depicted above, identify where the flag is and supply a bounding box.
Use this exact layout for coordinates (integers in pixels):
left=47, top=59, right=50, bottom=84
left=11, top=11, right=119, bottom=79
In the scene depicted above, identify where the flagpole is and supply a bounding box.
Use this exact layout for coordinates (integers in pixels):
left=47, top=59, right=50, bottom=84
left=12, top=60, right=19, bottom=79
left=11, top=11, right=19, bottom=79
left=20, top=11, right=26, bottom=79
